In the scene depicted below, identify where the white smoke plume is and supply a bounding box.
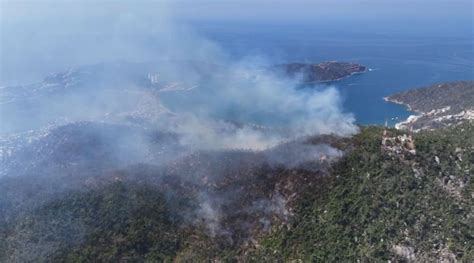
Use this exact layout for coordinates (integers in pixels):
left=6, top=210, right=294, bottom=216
left=1, top=1, right=357, bottom=152
left=0, top=1, right=358, bottom=255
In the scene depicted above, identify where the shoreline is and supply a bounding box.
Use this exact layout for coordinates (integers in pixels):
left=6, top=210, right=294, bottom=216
left=382, top=96, right=420, bottom=113
left=383, top=96, right=421, bottom=129
left=306, top=68, right=369, bottom=84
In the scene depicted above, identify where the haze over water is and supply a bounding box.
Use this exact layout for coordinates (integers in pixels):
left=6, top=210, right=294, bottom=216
left=2, top=0, right=472, bottom=126
left=194, top=21, right=474, bottom=125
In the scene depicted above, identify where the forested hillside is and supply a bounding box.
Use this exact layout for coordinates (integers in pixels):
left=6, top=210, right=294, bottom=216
left=1, top=122, right=472, bottom=262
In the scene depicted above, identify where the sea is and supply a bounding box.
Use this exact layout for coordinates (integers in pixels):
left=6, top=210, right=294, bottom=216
left=193, top=21, right=474, bottom=126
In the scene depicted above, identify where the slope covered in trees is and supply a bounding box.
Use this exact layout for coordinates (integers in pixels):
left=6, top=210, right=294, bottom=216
left=0, top=122, right=472, bottom=262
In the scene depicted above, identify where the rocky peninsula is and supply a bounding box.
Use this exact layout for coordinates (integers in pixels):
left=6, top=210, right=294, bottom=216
left=274, top=61, right=367, bottom=82
left=385, top=80, right=474, bottom=131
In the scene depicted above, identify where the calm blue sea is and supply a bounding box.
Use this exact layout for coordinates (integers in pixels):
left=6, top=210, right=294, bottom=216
left=194, top=21, right=474, bottom=126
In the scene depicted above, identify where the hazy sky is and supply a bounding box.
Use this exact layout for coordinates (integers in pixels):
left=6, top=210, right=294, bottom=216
left=2, top=0, right=473, bottom=22
left=175, top=0, right=473, bottom=22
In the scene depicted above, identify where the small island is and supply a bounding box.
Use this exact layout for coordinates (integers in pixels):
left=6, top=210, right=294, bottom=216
left=385, top=80, right=474, bottom=131
left=274, top=61, right=367, bottom=82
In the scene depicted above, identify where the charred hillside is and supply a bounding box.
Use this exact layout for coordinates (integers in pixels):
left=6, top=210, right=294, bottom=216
left=0, top=134, right=344, bottom=261
left=1, top=122, right=472, bottom=262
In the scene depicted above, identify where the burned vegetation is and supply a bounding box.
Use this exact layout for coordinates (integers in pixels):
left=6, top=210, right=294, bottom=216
left=1, top=121, right=472, bottom=262
left=0, top=122, right=346, bottom=262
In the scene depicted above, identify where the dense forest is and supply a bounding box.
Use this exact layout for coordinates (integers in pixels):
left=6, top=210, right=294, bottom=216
left=1, top=121, right=472, bottom=262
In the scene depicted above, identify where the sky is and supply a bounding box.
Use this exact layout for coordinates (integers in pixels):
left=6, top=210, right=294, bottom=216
left=2, top=0, right=472, bottom=21
left=175, top=0, right=473, bottom=22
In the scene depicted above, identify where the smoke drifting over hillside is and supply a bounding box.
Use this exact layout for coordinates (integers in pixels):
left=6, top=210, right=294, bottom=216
left=1, top=0, right=357, bottom=154
left=1, top=0, right=357, bottom=147
left=0, top=1, right=358, bottom=259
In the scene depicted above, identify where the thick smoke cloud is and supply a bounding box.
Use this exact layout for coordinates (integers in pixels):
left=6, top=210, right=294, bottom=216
left=159, top=62, right=357, bottom=150
left=1, top=0, right=357, bottom=151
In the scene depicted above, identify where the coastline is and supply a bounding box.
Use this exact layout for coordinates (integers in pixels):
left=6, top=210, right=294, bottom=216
left=382, top=96, right=418, bottom=113
left=384, top=93, right=474, bottom=131
left=307, top=68, right=369, bottom=84
left=383, top=96, right=421, bottom=129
